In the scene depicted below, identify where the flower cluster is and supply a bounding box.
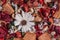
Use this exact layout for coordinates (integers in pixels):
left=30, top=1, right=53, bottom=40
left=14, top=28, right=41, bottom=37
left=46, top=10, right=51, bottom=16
left=0, top=0, right=60, bottom=40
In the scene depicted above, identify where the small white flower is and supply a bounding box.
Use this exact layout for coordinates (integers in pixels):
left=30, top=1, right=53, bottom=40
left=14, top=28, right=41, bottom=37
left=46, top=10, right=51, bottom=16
left=14, top=10, right=35, bottom=33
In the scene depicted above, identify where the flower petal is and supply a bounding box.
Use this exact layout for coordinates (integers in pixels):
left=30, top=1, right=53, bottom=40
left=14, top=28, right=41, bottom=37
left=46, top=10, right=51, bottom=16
left=17, top=25, right=22, bottom=31
left=22, top=25, right=31, bottom=32
left=15, top=14, right=23, bottom=21
left=24, top=13, right=34, bottom=21
left=28, top=22, right=35, bottom=25
left=22, top=10, right=26, bottom=18
left=14, top=20, right=20, bottom=26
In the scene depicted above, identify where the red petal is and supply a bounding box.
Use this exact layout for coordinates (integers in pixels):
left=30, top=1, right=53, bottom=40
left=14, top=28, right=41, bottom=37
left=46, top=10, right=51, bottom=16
left=0, top=38, right=4, bottom=40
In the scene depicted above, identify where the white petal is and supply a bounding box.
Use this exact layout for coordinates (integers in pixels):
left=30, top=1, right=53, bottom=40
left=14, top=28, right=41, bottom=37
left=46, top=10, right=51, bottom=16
left=9, top=29, right=14, bottom=34
left=25, top=13, right=34, bottom=21
left=18, top=25, right=22, bottom=31
left=28, top=22, right=35, bottom=25
left=27, top=23, right=32, bottom=27
left=30, top=27, right=36, bottom=33
left=22, top=25, right=31, bottom=32
left=15, top=14, right=23, bottom=21
left=22, top=10, right=26, bottom=18
left=14, top=20, right=20, bottom=26
left=22, top=26, right=27, bottom=32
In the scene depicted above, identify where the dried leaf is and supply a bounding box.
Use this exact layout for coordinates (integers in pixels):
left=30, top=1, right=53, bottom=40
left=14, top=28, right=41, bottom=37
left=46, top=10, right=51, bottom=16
left=38, top=32, right=51, bottom=40
left=23, top=32, right=36, bottom=40
left=53, top=8, right=60, bottom=18
left=2, top=3, right=14, bottom=15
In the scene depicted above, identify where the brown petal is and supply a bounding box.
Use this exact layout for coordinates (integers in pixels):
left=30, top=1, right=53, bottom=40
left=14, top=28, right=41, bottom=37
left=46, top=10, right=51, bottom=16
left=53, top=10, right=60, bottom=18
left=38, top=32, right=51, bottom=40
left=14, top=38, right=22, bottom=40
left=34, top=16, right=42, bottom=22
left=32, top=13, right=39, bottom=17
left=23, top=32, right=36, bottom=40
left=2, top=3, right=14, bottom=15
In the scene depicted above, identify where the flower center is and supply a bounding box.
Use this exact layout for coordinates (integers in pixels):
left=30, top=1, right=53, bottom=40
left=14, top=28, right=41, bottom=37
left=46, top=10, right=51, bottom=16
left=21, top=20, right=27, bottom=25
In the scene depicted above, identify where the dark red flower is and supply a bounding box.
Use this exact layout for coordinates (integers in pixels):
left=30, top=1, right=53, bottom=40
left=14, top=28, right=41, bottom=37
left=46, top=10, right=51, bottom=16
left=34, top=25, right=42, bottom=37
left=0, top=12, right=12, bottom=23
left=39, top=8, right=50, bottom=18
left=0, top=27, right=8, bottom=38
left=55, top=26, right=60, bottom=34
left=48, top=25, right=55, bottom=33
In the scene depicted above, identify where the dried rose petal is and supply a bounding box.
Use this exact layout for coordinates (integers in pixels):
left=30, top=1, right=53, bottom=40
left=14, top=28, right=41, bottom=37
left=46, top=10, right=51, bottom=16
left=39, top=8, right=50, bottom=18
left=34, top=25, right=42, bottom=37
left=0, top=38, right=4, bottom=40
left=22, top=4, right=29, bottom=12
left=1, top=0, right=6, bottom=5
left=39, top=0, right=44, bottom=5
left=0, top=12, right=12, bottom=23
left=33, top=1, right=39, bottom=7
left=15, top=32, right=22, bottom=38
left=11, top=0, right=19, bottom=4
left=0, top=27, right=8, bottom=38
left=55, top=26, right=60, bottom=34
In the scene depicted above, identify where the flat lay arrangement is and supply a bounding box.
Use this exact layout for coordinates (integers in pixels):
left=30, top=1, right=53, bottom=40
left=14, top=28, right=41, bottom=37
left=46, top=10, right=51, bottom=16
left=0, top=0, right=60, bottom=40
